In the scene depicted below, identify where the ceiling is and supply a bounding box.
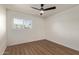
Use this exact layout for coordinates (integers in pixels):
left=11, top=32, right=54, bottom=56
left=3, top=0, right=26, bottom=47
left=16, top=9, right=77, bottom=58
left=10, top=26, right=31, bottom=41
left=3, top=4, right=78, bottom=18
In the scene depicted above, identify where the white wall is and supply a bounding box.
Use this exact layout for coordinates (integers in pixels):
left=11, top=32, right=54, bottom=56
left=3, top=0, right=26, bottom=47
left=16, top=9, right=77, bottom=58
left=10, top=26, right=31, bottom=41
left=0, top=5, right=7, bottom=54
left=7, top=10, right=45, bottom=46
left=45, top=5, right=79, bottom=51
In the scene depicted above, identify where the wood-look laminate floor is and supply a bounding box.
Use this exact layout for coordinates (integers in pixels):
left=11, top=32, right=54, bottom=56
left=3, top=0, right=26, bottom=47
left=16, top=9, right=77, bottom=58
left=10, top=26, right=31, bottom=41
left=4, top=39, right=79, bottom=55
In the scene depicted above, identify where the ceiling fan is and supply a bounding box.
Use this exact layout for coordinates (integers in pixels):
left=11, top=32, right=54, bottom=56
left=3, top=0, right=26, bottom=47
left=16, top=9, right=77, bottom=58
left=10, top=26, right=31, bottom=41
left=32, top=4, right=56, bottom=15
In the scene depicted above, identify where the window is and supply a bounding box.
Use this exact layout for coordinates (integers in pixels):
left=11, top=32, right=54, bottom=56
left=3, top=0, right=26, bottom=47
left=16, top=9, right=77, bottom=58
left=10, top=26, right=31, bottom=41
left=13, top=18, right=32, bottom=29
left=24, top=20, right=32, bottom=29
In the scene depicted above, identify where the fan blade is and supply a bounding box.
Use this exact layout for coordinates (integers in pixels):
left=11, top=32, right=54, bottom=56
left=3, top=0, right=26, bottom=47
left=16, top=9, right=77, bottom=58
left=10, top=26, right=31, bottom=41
left=32, top=7, right=40, bottom=10
left=44, top=6, right=56, bottom=11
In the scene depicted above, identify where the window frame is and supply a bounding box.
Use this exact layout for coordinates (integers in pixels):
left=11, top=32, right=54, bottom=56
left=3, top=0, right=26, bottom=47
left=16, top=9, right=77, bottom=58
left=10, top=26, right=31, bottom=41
left=13, top=18, right=32, bottom=29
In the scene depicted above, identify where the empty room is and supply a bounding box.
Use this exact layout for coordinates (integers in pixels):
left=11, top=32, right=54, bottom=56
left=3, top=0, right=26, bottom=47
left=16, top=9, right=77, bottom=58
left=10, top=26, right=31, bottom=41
left=0, top=4, right=79, bottom=55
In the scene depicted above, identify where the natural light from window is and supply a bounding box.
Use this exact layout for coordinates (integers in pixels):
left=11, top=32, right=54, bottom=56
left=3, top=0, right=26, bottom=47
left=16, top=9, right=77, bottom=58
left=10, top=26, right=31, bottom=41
left=13, top=18, right=32, bottom=29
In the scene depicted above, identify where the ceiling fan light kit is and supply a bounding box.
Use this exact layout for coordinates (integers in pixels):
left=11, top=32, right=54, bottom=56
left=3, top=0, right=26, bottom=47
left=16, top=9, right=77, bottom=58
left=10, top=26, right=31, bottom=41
left=32, top=4, right=56, bottom=15
left=40, top=10, right=44, bottom=15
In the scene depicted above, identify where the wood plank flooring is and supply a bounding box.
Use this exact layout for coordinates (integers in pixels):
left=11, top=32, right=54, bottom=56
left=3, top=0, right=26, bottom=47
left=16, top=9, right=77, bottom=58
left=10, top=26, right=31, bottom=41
left=4, top=39, right=79, bottom=55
